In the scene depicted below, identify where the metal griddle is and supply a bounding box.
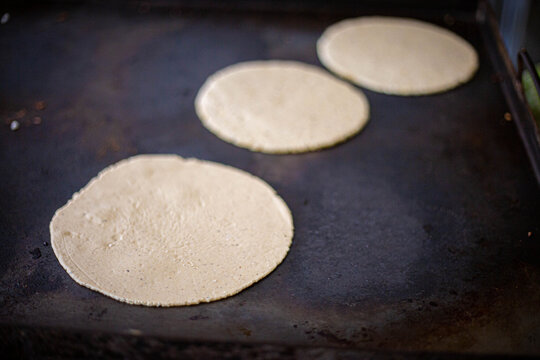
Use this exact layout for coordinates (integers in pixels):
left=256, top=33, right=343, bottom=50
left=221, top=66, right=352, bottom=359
left=1, top=1, right=540, bottom=358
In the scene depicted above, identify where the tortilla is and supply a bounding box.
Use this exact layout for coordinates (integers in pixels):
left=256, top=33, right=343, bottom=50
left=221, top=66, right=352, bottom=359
left=317, top=16, right=478, bottom=95
left=195, top=61, right=370, bottom=153
left=50, top=155, right=293, bottom=306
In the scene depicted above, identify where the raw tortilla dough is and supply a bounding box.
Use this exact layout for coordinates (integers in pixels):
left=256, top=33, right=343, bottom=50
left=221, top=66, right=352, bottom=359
left=195, top=61, right=370, bottom=153
left=317, top=16, right=479, bottom=95
left=50, top=155, right=293, bottom=306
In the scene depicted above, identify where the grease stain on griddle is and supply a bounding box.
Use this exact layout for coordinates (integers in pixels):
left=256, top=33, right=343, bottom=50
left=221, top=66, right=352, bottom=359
left=181, top=88, right=191, bottom=97
left=88, top=306, right=108, bottom=321
left=239, top=327, right=252, bottom=337
left=305, top=326, right=378, bottom=346
left=17, top=263, right=64, bottom=297
left=423, top=224, right=433, bottom=237
left=14, top=109, right=27, bottom=119
left=316, top=329, right=354, bottom=346
left=29, top=248, right=41, bottom=259
left=34, top=101, right=46, bottom=111
left=97, top=136, right=121, bottom=158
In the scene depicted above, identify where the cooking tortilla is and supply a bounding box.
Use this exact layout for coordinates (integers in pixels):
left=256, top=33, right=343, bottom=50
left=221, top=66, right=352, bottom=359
left=317, top=16, right=478, bottom=95
left=195, top=61, right=370, bottom=153
left=50, top=155, right=293, bottom=306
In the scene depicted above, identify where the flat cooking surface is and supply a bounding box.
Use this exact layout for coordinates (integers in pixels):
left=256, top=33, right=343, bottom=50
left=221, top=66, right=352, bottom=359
left=1, top=3, right=540, bottom=355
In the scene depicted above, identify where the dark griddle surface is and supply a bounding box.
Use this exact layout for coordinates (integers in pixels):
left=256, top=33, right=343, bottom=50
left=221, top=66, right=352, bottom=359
left=1, top=3, right=539, bottom=356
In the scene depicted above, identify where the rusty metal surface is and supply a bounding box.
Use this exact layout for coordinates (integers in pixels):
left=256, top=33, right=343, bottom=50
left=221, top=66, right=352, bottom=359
left=1, top=2, right=540, bottom=356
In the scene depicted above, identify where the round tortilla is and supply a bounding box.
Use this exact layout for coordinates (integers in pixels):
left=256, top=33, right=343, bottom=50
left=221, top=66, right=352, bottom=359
left=317, top=16, right=479, bottom=95
left=195, top=61, right=370, bottom=153
left=50, top=155, right=293, bottom=306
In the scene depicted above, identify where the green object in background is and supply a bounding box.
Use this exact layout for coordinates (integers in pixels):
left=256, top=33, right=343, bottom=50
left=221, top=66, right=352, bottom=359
left=522, top=63, right=540, bottom=124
